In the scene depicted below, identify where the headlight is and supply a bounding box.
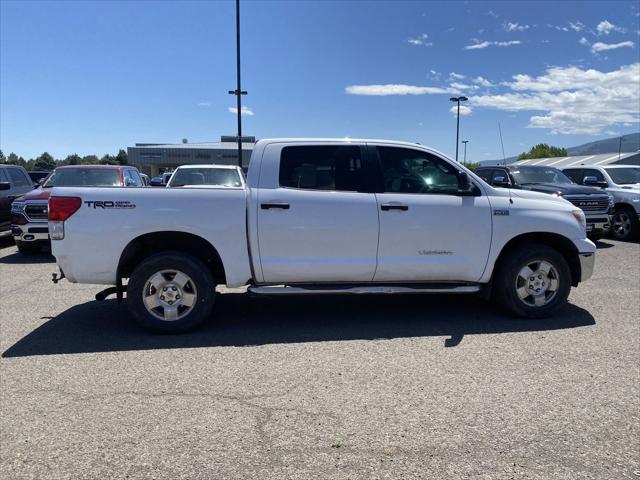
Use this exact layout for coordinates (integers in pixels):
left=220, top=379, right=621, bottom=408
left=572, top=210, right=587, bottom=231
left=11, top=202, right=26, bottom=214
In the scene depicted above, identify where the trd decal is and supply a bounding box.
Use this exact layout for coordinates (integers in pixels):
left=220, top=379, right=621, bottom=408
left=493, top=209, right=509, bottom=216
left=84, top=200, right=136, bottom=209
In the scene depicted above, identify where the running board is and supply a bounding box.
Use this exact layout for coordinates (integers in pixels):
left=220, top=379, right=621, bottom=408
left=248, top=284, right=480, bottom=295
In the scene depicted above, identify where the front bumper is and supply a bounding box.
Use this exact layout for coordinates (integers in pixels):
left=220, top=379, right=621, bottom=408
left=585, top=214, right=612, bottom=234
left=579, top=252, right=596, bottom=282
left=11, top=221, right=50, bottom=243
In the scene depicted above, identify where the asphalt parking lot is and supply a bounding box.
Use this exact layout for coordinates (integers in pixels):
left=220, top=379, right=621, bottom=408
left=0, top=237, right=638, bottom=480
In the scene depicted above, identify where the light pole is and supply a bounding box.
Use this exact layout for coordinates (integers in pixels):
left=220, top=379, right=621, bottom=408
left=618, top=136, right=624, bottom=162
left=228, top=0, right=247, bottom=168
left=449, top=96, right=468, bottom=162
left=461, top=140, right=469, bottom=166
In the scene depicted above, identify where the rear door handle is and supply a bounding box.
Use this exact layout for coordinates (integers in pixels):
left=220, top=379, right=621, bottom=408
left=261, top=202, right=290, bottom=210
left=380, top=203, right=408, bottom=211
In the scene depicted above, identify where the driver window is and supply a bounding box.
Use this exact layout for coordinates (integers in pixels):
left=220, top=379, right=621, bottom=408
left=377, top=147, right=459, bottom=195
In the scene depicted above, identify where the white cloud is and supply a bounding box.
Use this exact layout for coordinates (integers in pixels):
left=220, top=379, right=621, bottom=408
left=569, top=21, right=585, bottom=32
left=197, top=102, right=212, bottom=107
left=449, top=82, right=478, bottom=91
left=579, top=37, right=590, bottom=46
left=591, top=40, right=634, bottom=52
left=228, top=106, right=254, bottom=116
left=504, top=22, right=529, bottom=32
left=464, top=40, right=521, bottom=50
left=470, top=63, right=640, bottom=134
left=472, top=76, right=494, bottom=87
left=597, top=20, right=625, bottom=35
left=345, top=84, right=455, bottom=96
left=408, top=33, right=432, bottom=46
left=449, top=72, right=465, bottom=80
left=450, top=105, right=473, bottom=116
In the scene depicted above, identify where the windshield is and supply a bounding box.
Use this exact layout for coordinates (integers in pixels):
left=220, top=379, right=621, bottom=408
left=605, top=167, right=640, bottom=185
left=511, top=166, right=573, bottom=185
left=42, top=168, right=121, bottom=187
left=168, top=168, right=243, bottom=187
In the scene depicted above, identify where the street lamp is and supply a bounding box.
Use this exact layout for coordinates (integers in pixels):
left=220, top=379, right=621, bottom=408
left=228, top=0, right=247, bottom=168
left=461, top=140, right=469, bottom=166
left=449, top=96, right=468, bottom=163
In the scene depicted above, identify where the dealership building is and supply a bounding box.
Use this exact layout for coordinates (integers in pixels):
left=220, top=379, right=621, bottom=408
left=128, top=136, right=255, bottom=177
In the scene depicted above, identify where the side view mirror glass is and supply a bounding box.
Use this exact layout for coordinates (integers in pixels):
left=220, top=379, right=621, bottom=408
left=0, top=182, right=10, bottom=191
left=493, top=176, right=511, bottom=187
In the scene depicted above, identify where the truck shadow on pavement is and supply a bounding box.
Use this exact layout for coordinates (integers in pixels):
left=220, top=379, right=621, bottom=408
left=3, top=292, right=595, bottom=357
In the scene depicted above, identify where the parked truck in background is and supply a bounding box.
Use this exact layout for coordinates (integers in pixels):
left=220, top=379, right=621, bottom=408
left=561, top=165, right=640, bottom=240
left=12, top=165, right=145, bottom=254
left=475, top=165, right=613, bottom=241
left=49, top=139, right=596, bottom=332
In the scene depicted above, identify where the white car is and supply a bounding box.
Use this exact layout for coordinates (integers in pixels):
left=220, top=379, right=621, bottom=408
left=49, top=138, right=596, bottom=332
left=165, top=164, right=245, bottom=189
left=562, top=165, right=640, bottom=240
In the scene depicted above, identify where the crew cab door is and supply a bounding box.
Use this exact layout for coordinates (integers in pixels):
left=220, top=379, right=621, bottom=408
left=371, top=145, right=492, bottom=282
left=255, top=143, right=379, bottom=283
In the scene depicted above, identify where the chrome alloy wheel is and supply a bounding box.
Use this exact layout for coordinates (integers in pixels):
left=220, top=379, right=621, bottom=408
left=142, top=269, right=197, bottom=321
left=515, top=260, right=560, bottom=308
left=612, top=211, right=632, bottom=239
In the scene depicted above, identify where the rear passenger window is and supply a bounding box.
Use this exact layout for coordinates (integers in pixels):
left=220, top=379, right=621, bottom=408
left=0, top=169, right=8, bottom=182
left=563, top=169, right=583, bottom=183
left=279, top=145, right=365, bottom=191
left=7, top=168, right=30, bottom=187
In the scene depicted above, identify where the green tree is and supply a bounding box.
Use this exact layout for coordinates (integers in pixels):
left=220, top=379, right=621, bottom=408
left=99, top=154, right=117, bottom=165
left=34, top=152, right=56, bottom=171
left=115, top=149, right=128, bottom=165
left=517, top=144, right=567, bottom=160
left=60, top=153, right=82, bottom=166
left=0, top=150, right=5, bottom=163
left=6, top=153, right=27, bottom=168
left=82, top=155, right=99, bottom=164
left=466, top=162, right=482, bottom=171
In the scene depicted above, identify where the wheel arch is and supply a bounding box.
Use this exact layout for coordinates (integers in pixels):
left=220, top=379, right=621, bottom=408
left=492, top=232, right=581, bottom=287
left=117, top=231, right=227, bottom=286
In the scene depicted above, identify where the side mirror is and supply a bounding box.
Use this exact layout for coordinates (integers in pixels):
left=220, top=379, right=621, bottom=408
left=0, top=182, right=10, bottom=191
left=492, top=176, right=511, bottom=188
left=457, top=171, right=478, bottom=196
left=125, top=178, right=137, bottom=187
left=583, top=176, right=607, bottom=188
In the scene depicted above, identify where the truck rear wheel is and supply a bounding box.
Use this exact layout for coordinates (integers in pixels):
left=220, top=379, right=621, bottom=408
left=127, top=251, right=216, bottom=333
left=493, top=243, right=571, bottom=318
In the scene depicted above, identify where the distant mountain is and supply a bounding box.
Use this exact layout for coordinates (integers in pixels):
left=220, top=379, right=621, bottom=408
left=480, top=132, right=640, bottom=165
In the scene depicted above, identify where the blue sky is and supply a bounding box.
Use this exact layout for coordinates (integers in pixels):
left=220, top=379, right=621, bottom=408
left=1, top=0, right=639, bottom=161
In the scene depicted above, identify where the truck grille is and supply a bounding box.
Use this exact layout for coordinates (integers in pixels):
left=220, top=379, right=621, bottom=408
left=565, top=197, right=609, bottom=212
left=25, top=203, right=48, bottom=221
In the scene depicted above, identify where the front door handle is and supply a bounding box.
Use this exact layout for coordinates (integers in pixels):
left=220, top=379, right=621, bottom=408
left=261, top=202, right=290, bottom=210
left=381, top=203, right=408, bottom=211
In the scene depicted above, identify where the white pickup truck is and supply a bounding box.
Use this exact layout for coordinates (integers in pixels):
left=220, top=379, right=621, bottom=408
left=49, top=139, right=596, bottom=332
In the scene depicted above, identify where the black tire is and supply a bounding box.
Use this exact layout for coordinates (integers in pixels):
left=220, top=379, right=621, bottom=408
left=611, top=206, right=639, bottom=241
left=127, top=251, right=216, bottom=333
left=16, top=241, right=42, bottom=254
left=493, top=243, right=571, bottom=318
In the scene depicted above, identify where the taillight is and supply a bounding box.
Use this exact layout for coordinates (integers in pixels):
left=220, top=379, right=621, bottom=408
left=49, top=196, right=81, bottom=221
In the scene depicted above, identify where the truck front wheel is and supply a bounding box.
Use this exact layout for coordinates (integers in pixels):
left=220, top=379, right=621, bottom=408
left=493, top=244, right=571, bottom=318
left=127, top=251, right=216, bottom=333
